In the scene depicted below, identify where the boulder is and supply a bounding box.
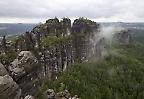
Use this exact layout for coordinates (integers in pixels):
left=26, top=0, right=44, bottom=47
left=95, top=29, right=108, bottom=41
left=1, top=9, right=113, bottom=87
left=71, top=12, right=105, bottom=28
left=24, top=95, right=34, bottom=99
left=55, top=90, right=80, bottom=99
left=72, top=95, right=80, bottom=99
left=8, top=51, right=38, bottom=81
left=46, top=89, right=56, bottom=99
left=0, top=75, right=21, bottom=99
left=0, top=63, right=8, bottom=76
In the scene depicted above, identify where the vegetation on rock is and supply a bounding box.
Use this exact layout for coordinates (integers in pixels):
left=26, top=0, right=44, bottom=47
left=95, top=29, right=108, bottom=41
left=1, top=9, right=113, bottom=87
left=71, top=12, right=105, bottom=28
left=42, top=35, right=72, bottom=48
left=38, top=38, right=144, bottom=99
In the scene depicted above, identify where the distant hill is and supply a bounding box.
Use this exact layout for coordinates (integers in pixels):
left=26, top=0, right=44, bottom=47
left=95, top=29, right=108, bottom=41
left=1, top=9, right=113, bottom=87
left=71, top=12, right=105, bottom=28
left=0, top=23, right=36, bottom=37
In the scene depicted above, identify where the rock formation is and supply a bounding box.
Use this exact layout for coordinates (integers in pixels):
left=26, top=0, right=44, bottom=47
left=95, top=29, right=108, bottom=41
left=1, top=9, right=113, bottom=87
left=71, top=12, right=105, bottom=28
left=115, top=29, right=131, bottom=45
left=24, top=95, right=35, bottom=99
left=8, top=51, right=41, bottom=97
left=0, top=36, right=13, bottom=54
left=46, top=89, right=80, bottom=99
left=8, top=51, right=38, bottom=81
left=0, top=63, right=22, bottom=99
left=0, top=17, right=131, bottom=99
left=72, top=17, right=101, bottom=60
left=0, top=63, right=8, bottom=76
left=0, top=75, right=21, bottom=99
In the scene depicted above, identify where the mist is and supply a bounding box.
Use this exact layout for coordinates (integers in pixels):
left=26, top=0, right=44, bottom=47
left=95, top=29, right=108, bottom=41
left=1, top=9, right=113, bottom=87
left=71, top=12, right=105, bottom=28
left=99, top=25, right=125, bottom=42
left=88, top=24, right=126, bottom=59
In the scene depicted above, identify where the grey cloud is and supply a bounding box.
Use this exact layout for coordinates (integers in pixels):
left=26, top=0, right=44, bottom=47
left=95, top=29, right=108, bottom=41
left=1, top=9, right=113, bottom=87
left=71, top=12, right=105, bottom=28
left=0, top=0, right=143, bottom=22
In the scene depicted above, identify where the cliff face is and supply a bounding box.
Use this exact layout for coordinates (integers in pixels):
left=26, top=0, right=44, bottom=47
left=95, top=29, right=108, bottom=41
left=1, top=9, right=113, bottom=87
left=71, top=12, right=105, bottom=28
left=0, top=63, right=21, bottom=99
left=115, top=29, right=131, bottom=45
left=72, top=18, right=101, bottom=60
left=0, top=18, right=131, bottom=99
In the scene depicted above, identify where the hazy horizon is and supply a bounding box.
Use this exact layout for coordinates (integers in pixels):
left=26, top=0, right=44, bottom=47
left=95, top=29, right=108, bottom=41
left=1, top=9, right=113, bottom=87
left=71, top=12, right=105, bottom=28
left=1, top=18, right=144, bottom=24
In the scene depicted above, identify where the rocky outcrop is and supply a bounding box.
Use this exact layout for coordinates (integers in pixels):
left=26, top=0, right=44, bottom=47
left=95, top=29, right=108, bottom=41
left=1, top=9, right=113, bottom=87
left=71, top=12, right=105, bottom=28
left=0, top=36, right=13, bottom=54
left=15, top=32, right=35, bottom=52
left=72, top=17, right=101, bottom=60
left=114, top=29, right=131, bottom=45
left=46, top=89, right=80, bottom=99
left=8, top=51, right=38, bottom=81
left=0, top=18, right=132, bottom=98
left=0, top=36, right=7, bottom=53
left=24, top=95, right=35, bottom=99
left=0, top=18, right=105, bottom=98
left=0, top=75, right=22, bottom=99
left=47, top=89, right=55, bottom=99
left=0, top=63, right=8, bottom=76
left=0, top=63, right=22, bottom=99
left=8, top=51, right=41, bottom=97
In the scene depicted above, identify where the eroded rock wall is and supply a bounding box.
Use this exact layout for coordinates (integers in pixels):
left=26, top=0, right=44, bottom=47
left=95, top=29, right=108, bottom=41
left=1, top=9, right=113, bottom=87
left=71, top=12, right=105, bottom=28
left=0, top=63, right=21, bottom=99
left=0, top=18, right=131, bottom=99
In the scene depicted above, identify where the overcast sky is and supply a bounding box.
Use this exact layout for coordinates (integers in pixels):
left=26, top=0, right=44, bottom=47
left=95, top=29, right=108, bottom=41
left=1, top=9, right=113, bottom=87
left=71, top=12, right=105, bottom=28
left=0, top=0, right=144, bottom=23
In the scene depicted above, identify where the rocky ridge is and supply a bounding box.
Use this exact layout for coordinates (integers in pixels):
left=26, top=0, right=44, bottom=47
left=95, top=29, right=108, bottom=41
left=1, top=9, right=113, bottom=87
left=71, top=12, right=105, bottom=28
left=0, top=17, right=131, bottom=99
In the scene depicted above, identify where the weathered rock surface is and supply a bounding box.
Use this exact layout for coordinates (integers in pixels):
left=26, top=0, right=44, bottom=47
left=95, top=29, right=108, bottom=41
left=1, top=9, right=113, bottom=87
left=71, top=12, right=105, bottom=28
left=46, top=89, right=80, bottom=99
left=47, top=89, right=56, bottom=99
left=0, top=75, right=21, bottom=99
left=0, top=63, right=8, bottom=76
left=0, top=18, right=132, bottom=98
left=114, top=29, right=131, bottom=45
left=24, top=95, right=35, bottom=99
left=72, top=18, right=101, bottom=60
left=8, top=51, right=38, bottom=81
left=7, top=51, right=41, bottom=97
